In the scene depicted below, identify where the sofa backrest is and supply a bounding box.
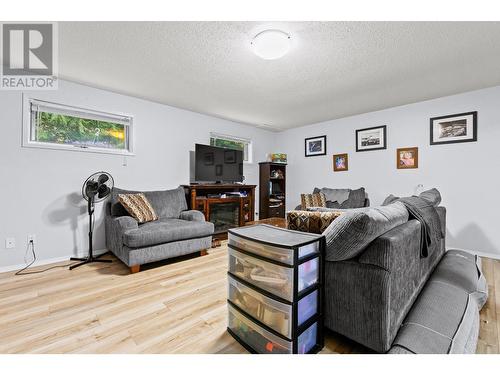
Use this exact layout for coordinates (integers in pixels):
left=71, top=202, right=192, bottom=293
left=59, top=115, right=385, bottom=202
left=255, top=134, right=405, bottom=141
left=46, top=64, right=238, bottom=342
left=109, top=186, right=188, bottom=219
left=313, top=187, right=369, bottom=209
left=323, top=202, right=409, bottom=261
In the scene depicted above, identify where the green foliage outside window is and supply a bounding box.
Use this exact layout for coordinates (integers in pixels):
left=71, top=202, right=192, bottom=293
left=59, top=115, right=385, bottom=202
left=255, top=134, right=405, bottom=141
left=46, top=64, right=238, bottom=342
left=210, top=137, right=245, bottom=152
left=35, top=111, right=126, bottom=149
left=210, top=137, right=249, bottom=161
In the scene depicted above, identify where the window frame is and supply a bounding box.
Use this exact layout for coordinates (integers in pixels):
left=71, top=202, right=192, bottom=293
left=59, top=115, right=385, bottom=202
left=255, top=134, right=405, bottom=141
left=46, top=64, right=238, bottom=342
left=22, top=95, right=135, bottom=156
left=209, top=132, right=253, bottom=164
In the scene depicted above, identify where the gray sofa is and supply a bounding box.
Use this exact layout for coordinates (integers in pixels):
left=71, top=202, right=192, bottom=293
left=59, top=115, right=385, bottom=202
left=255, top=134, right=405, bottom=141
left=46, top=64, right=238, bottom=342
left=295, top=189, right=487, bottom=353
left=105, top=186, right=214, bottom=273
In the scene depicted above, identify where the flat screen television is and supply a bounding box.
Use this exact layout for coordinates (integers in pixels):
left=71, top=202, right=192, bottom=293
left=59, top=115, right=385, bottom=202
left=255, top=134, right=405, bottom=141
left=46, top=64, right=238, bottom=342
left=195, top=144, right=244, bottom=183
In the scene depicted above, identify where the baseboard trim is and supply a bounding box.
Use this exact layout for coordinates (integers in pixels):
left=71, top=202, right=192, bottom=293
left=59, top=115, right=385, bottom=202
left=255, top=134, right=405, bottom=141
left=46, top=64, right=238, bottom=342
left=446, top=247, right=500, bottom=261
left=0, top=249, right=108, bottom=274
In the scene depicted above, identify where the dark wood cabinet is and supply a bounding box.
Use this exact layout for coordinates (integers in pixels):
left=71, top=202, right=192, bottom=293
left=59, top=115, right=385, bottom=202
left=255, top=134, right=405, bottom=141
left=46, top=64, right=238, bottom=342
left=183, top=184, right=256, bottom=238
left=259, top=162, right=286, bottom=219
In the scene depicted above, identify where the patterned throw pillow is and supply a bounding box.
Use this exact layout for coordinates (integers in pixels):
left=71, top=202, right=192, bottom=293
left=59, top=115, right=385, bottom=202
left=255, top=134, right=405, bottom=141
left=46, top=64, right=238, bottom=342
left=287, top=210, right=343, bottom=234
left=300, top=193, right=327, bottom=210
left=118, top=193, right=158, bottom=223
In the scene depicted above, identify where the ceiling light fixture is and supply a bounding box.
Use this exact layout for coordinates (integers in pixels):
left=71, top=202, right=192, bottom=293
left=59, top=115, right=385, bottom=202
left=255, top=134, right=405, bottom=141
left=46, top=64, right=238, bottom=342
left=251, top=29, right=291, bottom=60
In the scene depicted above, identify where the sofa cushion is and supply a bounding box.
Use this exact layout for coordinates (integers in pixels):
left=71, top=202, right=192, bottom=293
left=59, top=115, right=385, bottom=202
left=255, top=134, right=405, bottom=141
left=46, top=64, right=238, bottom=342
left=389, top=249, right=486, bottom=354
left=382, top=188, right=442, bottom=207
left=111, top=186, right=188, bottom=218
left=432, top=250, right=488, bottom=308
left=382, top=194, right=399, bottom=206
left=123, top=218, right=214, bottom=248
left=118, top=193, right=158, bottom=223
left=419, top=188, right=442, bottom=207
left=300, top=192, right=326, bottom=210
left=320, top=188, right=351, bottom=205
left=323, top=202, right=409, bottom=261
left=389, top=283, right=479, bottom=354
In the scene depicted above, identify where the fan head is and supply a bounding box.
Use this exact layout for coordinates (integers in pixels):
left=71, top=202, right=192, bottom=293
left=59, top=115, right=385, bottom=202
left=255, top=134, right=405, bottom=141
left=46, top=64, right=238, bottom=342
left=82, top=171, right=114, bottom=203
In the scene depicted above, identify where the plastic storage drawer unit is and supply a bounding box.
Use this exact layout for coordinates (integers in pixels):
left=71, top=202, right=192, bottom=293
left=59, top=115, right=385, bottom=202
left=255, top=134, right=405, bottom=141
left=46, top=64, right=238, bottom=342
left=227, top=224, right=324, bottom=354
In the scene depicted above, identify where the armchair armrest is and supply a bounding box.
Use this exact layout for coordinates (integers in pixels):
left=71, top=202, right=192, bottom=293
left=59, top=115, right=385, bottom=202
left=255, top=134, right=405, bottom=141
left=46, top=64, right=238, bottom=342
left=111, top=216, right=139, bottom=231
left=105, top=215, right=139, bottom=254
left=179, top=210, right=206, bottom=222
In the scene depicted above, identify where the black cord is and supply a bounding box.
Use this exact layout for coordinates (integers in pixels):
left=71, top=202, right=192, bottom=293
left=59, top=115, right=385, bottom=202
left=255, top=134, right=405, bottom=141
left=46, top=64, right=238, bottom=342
left=15, top=240, right=36, bottom=275
left=16, top=200, right=98, bottom=275
left=15, top=239, right=76, bottom=276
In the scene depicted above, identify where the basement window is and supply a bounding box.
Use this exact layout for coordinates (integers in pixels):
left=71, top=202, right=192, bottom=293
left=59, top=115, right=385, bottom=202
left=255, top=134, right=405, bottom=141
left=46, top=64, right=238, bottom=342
left=210, top=132, right=253, bottom=163
left=23, top=97, right=134, bottom=155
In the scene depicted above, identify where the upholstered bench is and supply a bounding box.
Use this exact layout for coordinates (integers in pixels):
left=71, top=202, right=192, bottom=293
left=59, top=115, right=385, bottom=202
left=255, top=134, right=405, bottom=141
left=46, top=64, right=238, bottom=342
left=389, top=249, right=488, bottom=354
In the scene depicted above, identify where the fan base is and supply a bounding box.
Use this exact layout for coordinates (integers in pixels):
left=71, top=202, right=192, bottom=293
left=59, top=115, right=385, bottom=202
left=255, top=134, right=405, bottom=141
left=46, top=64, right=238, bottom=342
left=69, top=253, right=112, bottom=270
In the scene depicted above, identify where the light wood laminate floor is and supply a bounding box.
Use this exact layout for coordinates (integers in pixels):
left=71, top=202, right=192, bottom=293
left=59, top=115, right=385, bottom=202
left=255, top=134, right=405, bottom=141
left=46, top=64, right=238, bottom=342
left=0, top=244, right=498, bottom=354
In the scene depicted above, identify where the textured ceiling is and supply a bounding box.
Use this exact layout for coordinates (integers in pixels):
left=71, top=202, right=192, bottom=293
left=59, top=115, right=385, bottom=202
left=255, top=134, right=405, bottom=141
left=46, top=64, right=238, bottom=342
left=57, top=22, right=500, bottom=130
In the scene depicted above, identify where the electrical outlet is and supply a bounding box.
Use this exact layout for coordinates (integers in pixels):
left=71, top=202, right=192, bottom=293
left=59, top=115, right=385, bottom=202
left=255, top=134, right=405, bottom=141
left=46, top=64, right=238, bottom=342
left=5, top=238, right=15, bottom=249
left=27, top=234, right=36, bottom=244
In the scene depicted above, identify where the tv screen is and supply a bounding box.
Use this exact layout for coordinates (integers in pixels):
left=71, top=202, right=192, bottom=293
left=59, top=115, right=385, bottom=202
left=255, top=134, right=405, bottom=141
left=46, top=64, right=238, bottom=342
left=195, top=144, right=244, bottom=183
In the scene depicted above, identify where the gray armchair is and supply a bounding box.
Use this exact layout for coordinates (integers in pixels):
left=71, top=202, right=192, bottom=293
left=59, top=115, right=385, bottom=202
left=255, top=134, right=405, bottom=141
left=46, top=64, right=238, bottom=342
left=105, top=186, right=214, bottom=273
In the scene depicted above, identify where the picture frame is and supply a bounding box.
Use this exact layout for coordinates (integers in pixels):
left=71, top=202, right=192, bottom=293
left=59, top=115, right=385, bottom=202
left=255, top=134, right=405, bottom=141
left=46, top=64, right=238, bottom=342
left=333, top=153, right=348, bottom=172
left=355, top=125, right=387, bottom=152
left=430, top=111, right=477, bottom=145
left=397, top=147, right=418, bottom=169
left=304, top=135, right=327, bottom=157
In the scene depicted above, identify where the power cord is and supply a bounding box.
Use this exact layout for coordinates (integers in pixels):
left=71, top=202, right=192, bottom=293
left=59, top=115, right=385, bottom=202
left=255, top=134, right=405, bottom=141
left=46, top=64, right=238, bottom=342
left=15, top=239, right=76, bottom=276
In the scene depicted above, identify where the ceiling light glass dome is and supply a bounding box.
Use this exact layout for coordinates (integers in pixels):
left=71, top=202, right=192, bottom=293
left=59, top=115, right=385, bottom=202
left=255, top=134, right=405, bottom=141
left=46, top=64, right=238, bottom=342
left=251, top=30, right=291, bottom=60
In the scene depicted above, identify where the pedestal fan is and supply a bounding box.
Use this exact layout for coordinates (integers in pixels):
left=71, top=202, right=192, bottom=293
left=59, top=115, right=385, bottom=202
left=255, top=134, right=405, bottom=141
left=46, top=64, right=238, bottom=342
left=70, top=172, right=114, bottom=270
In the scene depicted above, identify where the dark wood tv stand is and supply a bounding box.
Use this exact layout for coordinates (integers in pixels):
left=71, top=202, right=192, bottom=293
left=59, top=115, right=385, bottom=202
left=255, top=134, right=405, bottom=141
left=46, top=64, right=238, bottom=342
left=183, top=184, right=256, bottom=238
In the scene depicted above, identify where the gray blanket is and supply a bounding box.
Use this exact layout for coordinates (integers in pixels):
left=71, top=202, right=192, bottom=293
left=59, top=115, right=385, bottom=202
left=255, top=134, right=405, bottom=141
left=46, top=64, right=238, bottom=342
left=398, top=196, right=444, bottom=258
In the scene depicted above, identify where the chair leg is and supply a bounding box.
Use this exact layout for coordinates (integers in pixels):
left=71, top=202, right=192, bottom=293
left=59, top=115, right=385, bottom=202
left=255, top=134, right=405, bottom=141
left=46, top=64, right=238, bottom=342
left=200, top=249, right=208, bottom=256
left=130, top=265, right=140, bottom=274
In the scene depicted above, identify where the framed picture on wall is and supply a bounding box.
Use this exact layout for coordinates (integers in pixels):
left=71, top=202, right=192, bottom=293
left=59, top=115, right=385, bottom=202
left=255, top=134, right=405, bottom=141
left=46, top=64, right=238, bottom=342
left=430, top=111, right=477, bottom=145
left=304, top=135, right=327, bottom=157
left=333, top=153, right=348, bottom=172
left=355, top=125, right=387, bottom=152
left=397, top=147, right=418, bottom=169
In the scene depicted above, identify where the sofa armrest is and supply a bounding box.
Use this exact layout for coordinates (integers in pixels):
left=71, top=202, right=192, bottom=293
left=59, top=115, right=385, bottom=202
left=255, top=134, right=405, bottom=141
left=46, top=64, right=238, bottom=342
left=358, top=220, right=421, bottom=271
left=179, top=210, right=206, bottom=222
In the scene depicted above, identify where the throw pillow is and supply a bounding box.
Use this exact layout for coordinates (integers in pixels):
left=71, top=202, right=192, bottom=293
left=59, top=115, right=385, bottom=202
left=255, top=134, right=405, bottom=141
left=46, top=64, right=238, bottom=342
left=118, top=193, right=159, bottom=223
left=301, top=192, right=327, bottom=210
left=340, top=187, right=366, bottom=209
left=323, top=202, right=409, bottom=261
left=287, top=210, right=343, bottom=234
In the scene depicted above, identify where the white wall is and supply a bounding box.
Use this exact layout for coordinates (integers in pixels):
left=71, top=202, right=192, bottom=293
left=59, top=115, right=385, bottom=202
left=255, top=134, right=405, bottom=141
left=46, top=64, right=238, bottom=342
left=280, top=86, right=500, bottom=258
left=0, top=80, right=274, bottom=269
left=2, top=81, right=500, bottom=270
